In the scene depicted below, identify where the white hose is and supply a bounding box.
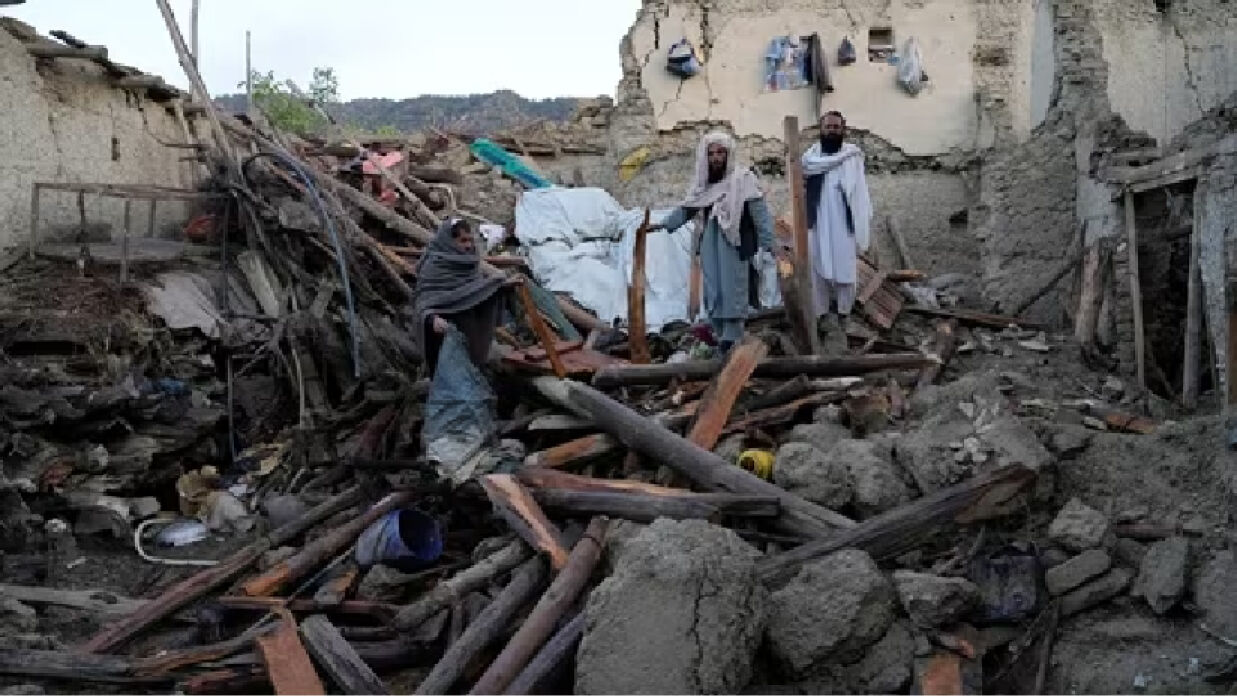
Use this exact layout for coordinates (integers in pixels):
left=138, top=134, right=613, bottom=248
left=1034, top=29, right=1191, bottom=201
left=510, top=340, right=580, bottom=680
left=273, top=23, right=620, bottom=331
left=133, top=519, right=219, bottom=567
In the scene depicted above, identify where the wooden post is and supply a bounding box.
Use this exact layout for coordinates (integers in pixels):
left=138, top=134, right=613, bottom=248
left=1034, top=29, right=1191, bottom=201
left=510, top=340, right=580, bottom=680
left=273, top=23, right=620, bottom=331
left=414, top=557, right=549, bottom=695
left=468, top=518, right=608, bottom=695
left=392, top=540, right=527, bottom=632
left=686, top=335, right=768, bottom=450
left=1227, top=279, right=1237, bottom=410
left=299, top=615, right=389, bottom=695
left=887, top=215, right=915, bottom=269
left=1123, top=190, right=1146, bottom=390
left=784, top=116, right=820, bottom=355
left=1075, top=244, right=1102, bottom=345
left=1183, top=187, right=1203, bottom=409
left=516, top=283, right=567, bottom=378
left=628, top=209, right=652, bottom=364
left=505, top=612, right=586, bottom=695
left=688, top=257, right=702, bottom=321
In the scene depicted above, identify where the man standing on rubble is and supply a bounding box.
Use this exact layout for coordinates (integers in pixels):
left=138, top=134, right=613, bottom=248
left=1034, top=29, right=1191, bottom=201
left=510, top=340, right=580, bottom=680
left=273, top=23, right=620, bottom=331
left=802, top=110, right=872, bottom=353
left=649, top=132, right=785, bottom=356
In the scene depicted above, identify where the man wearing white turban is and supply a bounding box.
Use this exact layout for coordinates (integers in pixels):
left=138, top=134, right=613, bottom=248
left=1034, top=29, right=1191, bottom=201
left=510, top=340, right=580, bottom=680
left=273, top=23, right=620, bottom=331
left=650, top=132, right=784, bottom=355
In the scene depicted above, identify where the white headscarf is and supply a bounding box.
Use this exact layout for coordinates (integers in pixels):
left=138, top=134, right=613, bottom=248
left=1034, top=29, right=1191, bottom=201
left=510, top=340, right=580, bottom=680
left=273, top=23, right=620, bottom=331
left=680, top=131, right=763, bottom=246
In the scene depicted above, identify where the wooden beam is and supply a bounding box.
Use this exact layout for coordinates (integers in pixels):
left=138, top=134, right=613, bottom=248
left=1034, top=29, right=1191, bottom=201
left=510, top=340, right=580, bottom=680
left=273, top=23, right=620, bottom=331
left=905, top=305, right=1044, bottom=330
left=469, top=519, right=608, bottom=694
left=299, top=615, right=389, bottom=695
left=479, top=475, right=570, bottom=571
left=414, top=557, right=549, bottom=694
left=532, top=377, right=854, bottom=537
left=887, top=215, right=915, bottom=269
left=783, top=116, right=820, bottom=355
left=26, top=44, right=108, bottom=60
left=686, top=335, right=768, bottom=450
left=505, top=612, right=586, bottom=695
left=592, top=352, right=930, bottom=388
left=256, top=613, right=325, bottom=695
left=523, top=433, right=620, bottom=469
left=688, top=256, right=703, bottom=321
left=1124, top=190, right=1147, bottom=390
left=114, top=75, right=169, bottom=90
left=392, top=540, right=526, bottom=632
left=239, top=491, right=414, bottom=597
left=530, top=488, right=777, bottom=522
left=1183, top=186, right=1203, bottom=409
left=80, top=487, right=363, bottom=653
left=516, top=283, right=568, bottom=378
left=758, top=465, right=1036, bottom=586
left=1104, top=134, right=1237, bottom=186
left=628, top=209, right=652, bottom=364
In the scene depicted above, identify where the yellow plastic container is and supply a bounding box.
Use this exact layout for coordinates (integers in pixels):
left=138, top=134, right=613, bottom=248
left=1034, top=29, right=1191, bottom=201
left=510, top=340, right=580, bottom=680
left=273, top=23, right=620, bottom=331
left=737, top=449, right=775, bottom=480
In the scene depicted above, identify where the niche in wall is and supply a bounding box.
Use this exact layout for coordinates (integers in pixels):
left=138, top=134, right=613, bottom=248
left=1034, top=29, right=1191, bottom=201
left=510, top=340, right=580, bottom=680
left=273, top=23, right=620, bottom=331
left=868, top=27, right=895, bottom=62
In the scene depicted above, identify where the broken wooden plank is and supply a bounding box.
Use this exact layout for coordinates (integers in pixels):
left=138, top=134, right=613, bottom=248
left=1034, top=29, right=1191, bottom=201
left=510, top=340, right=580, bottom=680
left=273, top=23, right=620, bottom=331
left=479, top=475, right=571, bottom=571
left=628, top=209, right=652, bottom=364
left=523, top=433, right=620, bottom=469
left=532, top=377, right=854, bottom=538
left=591, top=353, right=931, bottom=388
left=0, top=584, right=155, bottom=619
left=256, top=613, right=325, bottom=695
left=686, top=335, right=768, bottom=451
left=240, top=491, right=415, bottom=597
left=216, top=596, right=400, bottom=623
left=27, top=43, right=109, bottom=61
left=516, top=283, right=568, bottom=378
left=905, top=305, right=1043, bottom=330
left=1103, top=134, right=1237, bottom=186
left=469, top=518, right=608, bottom=694
left=758, top=465, right=1036, bottom=586
left=392, top=540, right=527, bottom=632
left=299, top=614, right=389, bottom=695
left=887, top=215, right=915, bottom=269
left=916, top=319, right=959, bottom=394
left=1183, top=184, right=1203, bottom=410
left=414, top=556, right=549, bottom=695
left=80, top=486, right=363, bottom=653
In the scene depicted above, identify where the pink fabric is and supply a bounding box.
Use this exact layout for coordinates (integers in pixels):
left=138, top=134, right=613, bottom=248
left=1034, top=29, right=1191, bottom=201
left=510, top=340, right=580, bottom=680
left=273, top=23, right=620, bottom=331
left=362, top=151, right=405, bottom=175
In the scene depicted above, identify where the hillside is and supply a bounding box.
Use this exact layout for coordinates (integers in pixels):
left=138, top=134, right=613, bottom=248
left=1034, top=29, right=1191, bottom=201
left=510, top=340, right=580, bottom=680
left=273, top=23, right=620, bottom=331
left=213, top=89, right=583, bottom=134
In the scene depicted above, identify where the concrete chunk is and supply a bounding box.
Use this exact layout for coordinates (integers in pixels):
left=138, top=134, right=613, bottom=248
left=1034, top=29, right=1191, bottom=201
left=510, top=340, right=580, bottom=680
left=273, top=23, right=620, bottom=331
left=1132, top=537, right=1188, bottom=615
left=773, top=442, right=853, bottom=509
left=1045, top=549, right=1111, bottom=596
left=893, top=571, right=980, bottom=627
left=577, top=519, right=768, bottom=695
left=1048, top=498, right=1109, bottom=552
left=766, top=549, right=896, bottom=676
left=1060, top=568, right=1133, bottom=617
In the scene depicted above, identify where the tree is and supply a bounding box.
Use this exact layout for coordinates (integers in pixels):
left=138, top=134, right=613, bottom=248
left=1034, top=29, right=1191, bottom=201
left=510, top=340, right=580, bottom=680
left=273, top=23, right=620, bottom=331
left=240, top=66, right=339, bottom=137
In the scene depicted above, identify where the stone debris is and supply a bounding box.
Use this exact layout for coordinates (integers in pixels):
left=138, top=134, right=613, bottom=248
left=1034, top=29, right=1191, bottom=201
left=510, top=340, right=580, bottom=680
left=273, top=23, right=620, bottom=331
left=576, top=520, right=768, bottom=695
left=1048, top=498, right=1110, bottom=552
left=772, top=442, right=853, bottom=509
left=766, top=549, right=896, bottom=676
left=1045, top=549, right=1112, bottom=596
left=1194, top=550, right=1237, bottom=639
left=892, top=571, right=980, bottom=628
left=1132, top=537, right=1188, bottom=615
left=1060, top=568, right=1134, bottom=617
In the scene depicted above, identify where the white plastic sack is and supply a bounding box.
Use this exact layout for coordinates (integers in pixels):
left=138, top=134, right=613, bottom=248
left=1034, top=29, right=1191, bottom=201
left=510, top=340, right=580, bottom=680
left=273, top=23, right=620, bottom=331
left=514, top=188, right=781, bottom=332
left=897, top=37, right=925, bottom=96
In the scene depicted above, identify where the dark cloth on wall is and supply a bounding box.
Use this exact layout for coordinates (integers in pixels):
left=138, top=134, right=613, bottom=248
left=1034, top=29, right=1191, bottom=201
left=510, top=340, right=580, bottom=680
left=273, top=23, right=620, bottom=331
left=804, top=33, right=834, bottom=94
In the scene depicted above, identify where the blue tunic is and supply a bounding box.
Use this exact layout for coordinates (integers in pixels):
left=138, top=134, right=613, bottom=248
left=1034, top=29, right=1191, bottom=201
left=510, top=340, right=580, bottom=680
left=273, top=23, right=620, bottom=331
left=662, top=198, right=776, bottom=337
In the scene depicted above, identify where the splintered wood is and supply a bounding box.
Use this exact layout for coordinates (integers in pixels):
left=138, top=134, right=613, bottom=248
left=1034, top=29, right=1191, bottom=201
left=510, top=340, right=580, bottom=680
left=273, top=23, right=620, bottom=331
left=256, top=613, right=326, bottom=695
left=480, top=474, right=571, bottom=570
left=628, top=209, right=652, bottom=364
left=687, top=335, right=768, bottom=450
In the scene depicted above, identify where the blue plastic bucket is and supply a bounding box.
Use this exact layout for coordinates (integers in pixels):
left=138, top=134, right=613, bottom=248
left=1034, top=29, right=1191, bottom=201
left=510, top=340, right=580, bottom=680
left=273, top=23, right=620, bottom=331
left=355, top=508, right=444, bottom=571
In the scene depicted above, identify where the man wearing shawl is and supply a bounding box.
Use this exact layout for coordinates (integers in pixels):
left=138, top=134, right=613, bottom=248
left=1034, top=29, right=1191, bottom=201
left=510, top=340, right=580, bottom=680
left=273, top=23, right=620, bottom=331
left=650, top=132, right=783, bottom=355
left=802, top=110, right=873, bottom=350
left=410, top=218, right=519, bottom=373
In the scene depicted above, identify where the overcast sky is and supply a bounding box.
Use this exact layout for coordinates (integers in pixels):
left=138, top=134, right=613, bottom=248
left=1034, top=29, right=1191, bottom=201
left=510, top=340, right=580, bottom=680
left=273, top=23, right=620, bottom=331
left=6, top=0, right=642, bottom=100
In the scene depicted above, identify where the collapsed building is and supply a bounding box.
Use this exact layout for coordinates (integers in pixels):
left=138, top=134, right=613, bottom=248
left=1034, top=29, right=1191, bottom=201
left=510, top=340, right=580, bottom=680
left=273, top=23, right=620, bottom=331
left=0, top=1, right=1236, bottom=695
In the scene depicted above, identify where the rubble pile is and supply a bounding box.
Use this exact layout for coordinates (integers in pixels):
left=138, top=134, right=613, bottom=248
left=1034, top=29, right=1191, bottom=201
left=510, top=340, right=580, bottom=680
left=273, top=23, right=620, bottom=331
left=0, top=23, right=1235, bottom=697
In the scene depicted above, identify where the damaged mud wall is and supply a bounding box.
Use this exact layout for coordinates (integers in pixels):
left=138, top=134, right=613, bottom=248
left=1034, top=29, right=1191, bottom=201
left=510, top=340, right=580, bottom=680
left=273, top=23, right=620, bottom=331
left=0, top=19, right=201, bottom=251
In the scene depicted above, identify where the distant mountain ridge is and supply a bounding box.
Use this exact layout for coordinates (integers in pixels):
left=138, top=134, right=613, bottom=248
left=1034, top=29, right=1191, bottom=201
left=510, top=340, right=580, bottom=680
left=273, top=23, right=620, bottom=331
left=213, top=89, right=583, bottom=134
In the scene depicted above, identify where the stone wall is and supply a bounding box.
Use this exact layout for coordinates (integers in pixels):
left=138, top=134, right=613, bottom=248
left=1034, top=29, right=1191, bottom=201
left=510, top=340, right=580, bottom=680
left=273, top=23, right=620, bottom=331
left=0, top=19, right=202, bottom=251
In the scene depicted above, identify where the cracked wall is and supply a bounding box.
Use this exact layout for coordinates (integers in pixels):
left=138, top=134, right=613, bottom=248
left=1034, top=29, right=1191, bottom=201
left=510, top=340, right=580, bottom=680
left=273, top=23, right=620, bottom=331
left=1095, top=0, right=1237, bottom=148
left=0, top=19, right=199, bottom=251
left=628, top=0, right=981, bottom=154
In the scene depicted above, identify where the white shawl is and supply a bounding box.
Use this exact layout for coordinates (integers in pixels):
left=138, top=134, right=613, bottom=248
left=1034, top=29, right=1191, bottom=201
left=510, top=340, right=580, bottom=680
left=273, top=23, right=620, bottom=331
left=680, top=131, right=763, bottom=247
left=801, top=142, right=872, bottom=252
